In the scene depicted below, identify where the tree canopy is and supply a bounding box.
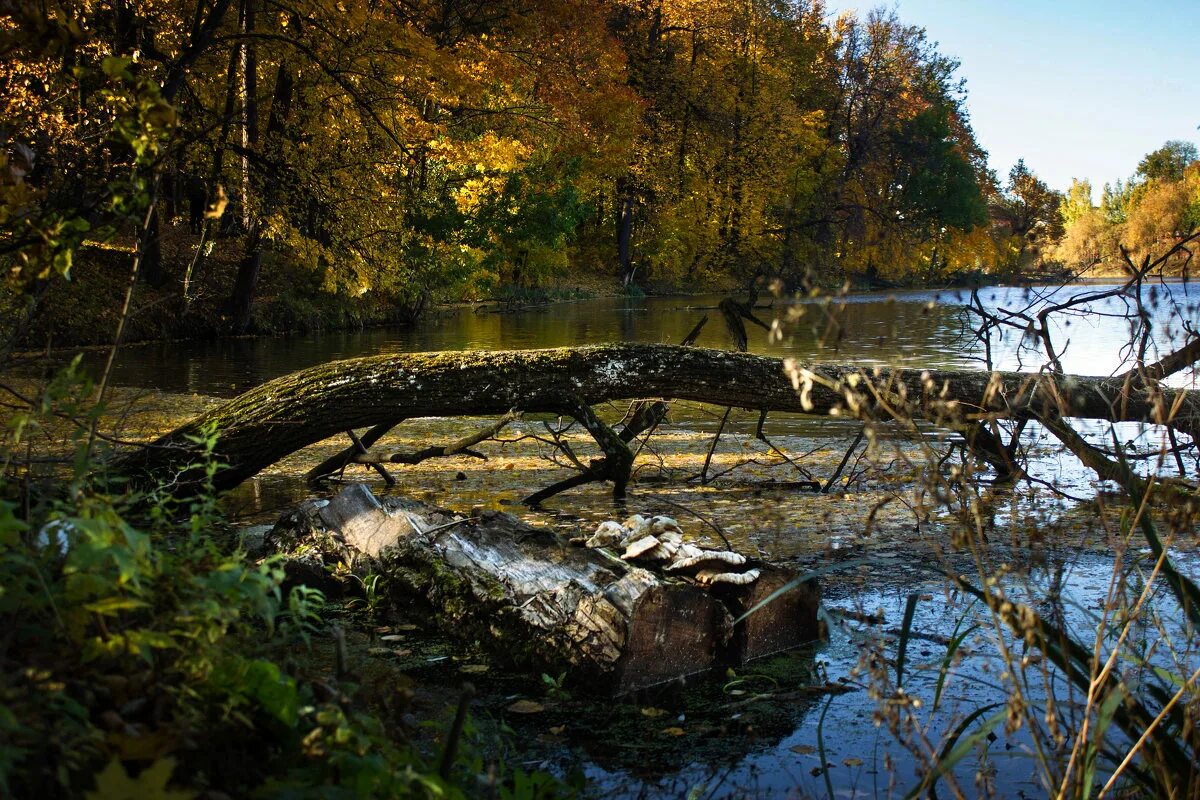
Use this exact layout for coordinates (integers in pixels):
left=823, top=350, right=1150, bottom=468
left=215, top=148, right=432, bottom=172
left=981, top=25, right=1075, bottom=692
left=1, top=0, right=1014, bottom=340
left=1054, top=138, right=1200, bottom=273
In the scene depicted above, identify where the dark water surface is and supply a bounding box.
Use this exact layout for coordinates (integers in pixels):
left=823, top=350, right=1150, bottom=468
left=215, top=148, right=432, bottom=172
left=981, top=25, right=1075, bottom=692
left=93, top=282, right=1200, bottom=397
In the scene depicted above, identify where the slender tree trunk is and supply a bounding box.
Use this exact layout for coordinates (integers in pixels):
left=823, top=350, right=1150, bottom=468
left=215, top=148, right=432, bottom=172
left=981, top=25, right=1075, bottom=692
left=139, top=206, right=165, bottom=287
left=228, top=0, right=260, bottom=332
left=227, top=61, right=294, bottom=333
left=183, top=40, right=242, bottom=303
left=617, top=181, right=634, bottom=286
left=239, top=0, right=258, bottom=232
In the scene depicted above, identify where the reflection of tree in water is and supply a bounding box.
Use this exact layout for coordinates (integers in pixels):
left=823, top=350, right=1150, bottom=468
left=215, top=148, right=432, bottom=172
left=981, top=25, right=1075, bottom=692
left=786, top=295, right=964, bottom=366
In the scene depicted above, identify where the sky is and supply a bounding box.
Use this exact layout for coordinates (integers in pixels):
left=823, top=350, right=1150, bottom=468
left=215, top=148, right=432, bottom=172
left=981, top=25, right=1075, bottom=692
left=825, top=1, right=1200, bottom=197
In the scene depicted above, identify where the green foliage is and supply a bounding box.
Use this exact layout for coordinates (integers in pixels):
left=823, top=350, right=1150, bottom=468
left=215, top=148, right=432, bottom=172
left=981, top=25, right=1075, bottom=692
left=893, top=105, right=988, bottom=235
left=0, top=365, right=573, bottom=798
left=541, top=671, right=570, bottom=701
left=1101, top=179, right=1134, bottom=225
left=1, top=39, right=173, bottom=288
left=1059, top=178, right=1094, bottom=228
left=1136, top=139, right=1199, bottom=182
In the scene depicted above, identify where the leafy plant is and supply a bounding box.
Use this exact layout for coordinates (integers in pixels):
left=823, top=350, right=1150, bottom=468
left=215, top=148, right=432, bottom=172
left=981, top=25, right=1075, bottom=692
left=541, top=671, right=570, bottom=701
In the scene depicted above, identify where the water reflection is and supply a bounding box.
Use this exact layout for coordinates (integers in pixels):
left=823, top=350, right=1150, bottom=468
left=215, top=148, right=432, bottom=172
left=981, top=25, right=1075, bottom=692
left=80, top=281, right=1199, bottom=399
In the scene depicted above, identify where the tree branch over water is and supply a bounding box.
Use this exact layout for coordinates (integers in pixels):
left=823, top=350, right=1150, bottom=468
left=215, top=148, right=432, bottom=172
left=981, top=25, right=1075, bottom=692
left=115, top=343, right=1200, bottom=494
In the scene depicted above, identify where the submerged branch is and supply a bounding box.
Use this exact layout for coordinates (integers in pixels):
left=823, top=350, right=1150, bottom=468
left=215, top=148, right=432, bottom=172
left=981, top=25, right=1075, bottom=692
left=352, top=411, right=520, bottom=466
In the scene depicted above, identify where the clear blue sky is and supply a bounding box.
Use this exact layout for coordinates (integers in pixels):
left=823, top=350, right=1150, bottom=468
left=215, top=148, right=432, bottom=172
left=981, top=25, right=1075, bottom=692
left=826, top=1, right=1200, bottom=197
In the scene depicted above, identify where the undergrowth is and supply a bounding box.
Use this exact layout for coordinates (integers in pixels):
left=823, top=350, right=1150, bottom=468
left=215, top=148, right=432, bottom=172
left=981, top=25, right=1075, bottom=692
left=0, top=364, right=574, bottom=798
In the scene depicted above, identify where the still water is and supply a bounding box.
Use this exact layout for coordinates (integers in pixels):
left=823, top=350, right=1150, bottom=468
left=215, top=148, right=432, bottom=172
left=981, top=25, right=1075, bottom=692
left=93, top=282, right=1200, bottom=397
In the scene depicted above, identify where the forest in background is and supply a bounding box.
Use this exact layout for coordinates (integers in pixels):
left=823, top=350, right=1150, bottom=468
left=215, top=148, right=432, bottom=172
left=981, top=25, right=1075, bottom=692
left=2, top=0, right=1190, bottom=345
left=2, top=0, right=1198, bottom=346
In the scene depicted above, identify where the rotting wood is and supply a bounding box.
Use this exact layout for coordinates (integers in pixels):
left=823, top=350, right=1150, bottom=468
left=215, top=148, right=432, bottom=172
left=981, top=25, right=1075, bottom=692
left=272, top=484, right=820, bottom=695
left=116, top=343, right=1200, bottom=494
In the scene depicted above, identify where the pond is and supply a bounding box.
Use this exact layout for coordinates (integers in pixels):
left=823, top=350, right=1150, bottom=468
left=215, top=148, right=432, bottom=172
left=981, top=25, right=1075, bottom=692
left=88, top=281, right=1200, bottom=797
left=90, top=282, right=1200, bottom=397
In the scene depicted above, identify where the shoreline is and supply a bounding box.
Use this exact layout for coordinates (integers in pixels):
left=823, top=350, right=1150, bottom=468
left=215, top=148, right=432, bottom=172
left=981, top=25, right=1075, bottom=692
left=13, top=270, right=1163, bottom=357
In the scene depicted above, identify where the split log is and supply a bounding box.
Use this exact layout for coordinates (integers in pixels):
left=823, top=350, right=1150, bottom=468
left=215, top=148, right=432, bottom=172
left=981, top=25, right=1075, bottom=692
left=274, top=484, right=820, bottom=695
left=117, top=343, right=1200, bottom=494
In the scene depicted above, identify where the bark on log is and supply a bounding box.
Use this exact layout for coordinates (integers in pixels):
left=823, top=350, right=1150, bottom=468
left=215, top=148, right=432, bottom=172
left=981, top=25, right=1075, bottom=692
left=275, top=484, right=820, bottom=695
left=117, top=344, right=1200, bottom=494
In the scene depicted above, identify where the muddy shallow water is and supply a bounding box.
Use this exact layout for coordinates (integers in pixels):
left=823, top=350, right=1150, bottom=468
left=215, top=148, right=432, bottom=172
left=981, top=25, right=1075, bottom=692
left=34, top=282, right=1200, bottom=797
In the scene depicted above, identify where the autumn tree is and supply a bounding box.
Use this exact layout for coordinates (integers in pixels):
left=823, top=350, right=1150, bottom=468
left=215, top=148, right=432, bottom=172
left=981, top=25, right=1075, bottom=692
left=1057, top=141, right=1199, bottom=274
left=1137, top=139, right=1198, bottom=183
left=1, top=0, right=1041, bottom=347
left=990, top=159, right=1063, bottom=272
left=1052, top=178, right=1115, bottom=271
left=782, top=8, right=990, bottom=283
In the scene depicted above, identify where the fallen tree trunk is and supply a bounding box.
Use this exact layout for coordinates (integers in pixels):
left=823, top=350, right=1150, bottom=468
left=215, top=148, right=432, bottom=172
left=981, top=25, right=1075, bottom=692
left=117, top=343, right=1200, bottom=493
left=273, top=484, right=820, bottom=695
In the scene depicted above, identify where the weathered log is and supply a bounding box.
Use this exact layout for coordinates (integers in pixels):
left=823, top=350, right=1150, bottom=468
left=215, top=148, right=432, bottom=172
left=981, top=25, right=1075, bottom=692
left=277, top=484, right=820, bottom=695
left=118, top=343, right=1200, bottom=493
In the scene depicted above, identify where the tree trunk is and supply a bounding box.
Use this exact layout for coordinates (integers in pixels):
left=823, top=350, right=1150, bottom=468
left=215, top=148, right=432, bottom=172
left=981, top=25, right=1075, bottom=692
left=238, top=0, right=258, bottom=231
left=617, top=179, right=635, bottom=285
left=229, top=60, right=294, bottom=335
left=116, top=344, right=1200, bottom=494
left=228, top=232, right=262, bottom=334
left=228, top=0, right=260, bottom=334
left=139, top=205, right=165, bottom=287
left=273, top=484, right=820, bottom=695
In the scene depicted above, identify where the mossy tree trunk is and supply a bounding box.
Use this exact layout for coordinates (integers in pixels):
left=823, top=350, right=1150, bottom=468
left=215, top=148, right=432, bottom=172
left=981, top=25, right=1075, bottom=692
left=117, top=343, right=1200, bottom=493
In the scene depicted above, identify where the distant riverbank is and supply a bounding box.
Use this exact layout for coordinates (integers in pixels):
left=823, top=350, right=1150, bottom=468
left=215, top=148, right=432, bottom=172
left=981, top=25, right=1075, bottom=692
left=8, top=240, right=1144, bottom=352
